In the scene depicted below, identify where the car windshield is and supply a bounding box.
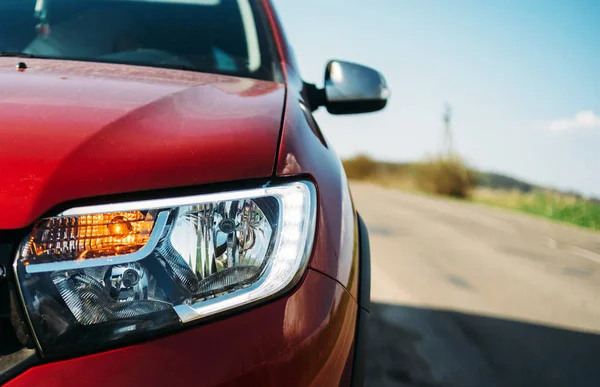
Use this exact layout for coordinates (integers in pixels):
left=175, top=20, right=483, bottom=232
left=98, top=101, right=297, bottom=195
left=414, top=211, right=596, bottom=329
left=0, top=0, right=281, bottom=81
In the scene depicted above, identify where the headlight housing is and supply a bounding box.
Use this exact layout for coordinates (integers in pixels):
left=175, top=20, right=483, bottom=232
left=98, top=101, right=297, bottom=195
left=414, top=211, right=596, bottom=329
left=15, top=181, right=316, bottom=356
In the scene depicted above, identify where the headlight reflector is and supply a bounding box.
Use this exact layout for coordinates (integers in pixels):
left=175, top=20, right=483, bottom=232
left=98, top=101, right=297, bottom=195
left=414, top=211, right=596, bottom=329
left=15, top=181, right=316, bottom=355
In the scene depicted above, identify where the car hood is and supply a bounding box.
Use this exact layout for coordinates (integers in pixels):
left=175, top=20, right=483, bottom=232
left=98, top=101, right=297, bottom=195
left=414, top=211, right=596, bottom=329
left=0, top=59, right=285, bottom=229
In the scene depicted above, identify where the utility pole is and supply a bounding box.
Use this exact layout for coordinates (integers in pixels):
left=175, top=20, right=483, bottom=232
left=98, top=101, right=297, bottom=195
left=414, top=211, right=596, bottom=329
left=443, top=104, right=453, bottom=155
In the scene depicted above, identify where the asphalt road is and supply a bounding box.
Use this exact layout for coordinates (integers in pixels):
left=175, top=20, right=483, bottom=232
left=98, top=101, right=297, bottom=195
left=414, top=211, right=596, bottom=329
left=351, top=183, right=600, bottom=387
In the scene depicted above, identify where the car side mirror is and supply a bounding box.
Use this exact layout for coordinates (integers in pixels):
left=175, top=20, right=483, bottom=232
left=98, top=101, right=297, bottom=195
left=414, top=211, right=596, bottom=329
left=323, top=60, right=390, bottom=115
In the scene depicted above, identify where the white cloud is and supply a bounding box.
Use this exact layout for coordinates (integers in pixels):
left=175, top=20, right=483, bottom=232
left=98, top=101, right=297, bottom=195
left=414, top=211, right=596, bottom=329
left=547, top=110, right=600, bottom=132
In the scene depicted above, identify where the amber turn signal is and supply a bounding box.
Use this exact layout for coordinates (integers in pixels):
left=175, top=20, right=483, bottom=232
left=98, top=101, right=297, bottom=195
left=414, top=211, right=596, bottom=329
left=22, top=211, right=156, bottom=266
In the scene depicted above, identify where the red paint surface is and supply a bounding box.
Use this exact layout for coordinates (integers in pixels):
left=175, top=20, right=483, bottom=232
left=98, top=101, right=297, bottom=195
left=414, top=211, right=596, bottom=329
left=1, top=4, right=363, bottom=386
left=263, top=1, right=360, bottom=295
left=276, top=67, right=359, bottom=300
left=0, top=59, right=284, bottom=229
left=5, top=270, right=357, bottom=387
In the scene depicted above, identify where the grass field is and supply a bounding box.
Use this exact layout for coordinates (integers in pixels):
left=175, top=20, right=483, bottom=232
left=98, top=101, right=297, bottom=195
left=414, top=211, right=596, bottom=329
left=473, top=189, right=600, bottom=231
left=343, top=154, right=600, bottom=231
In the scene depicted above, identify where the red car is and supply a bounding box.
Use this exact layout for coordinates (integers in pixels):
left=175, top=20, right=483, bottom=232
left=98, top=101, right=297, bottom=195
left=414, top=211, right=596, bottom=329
left=0, top=0, right=389, bottom=385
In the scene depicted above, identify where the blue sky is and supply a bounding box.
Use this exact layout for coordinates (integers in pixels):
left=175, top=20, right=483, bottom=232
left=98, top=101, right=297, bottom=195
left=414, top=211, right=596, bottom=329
left=272, top=0, right=600, bottom=196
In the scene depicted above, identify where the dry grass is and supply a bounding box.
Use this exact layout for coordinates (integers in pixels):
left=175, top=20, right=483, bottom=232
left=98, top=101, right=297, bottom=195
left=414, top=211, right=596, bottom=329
left=343, top=153, right=475, bottom=199
left=342, top=154, right=600, bottom=231
left=342, top=154, right=379, bottom=180
left=413, top=154, right=476, bottom=198
left=343, top=154, right=417, bottom=191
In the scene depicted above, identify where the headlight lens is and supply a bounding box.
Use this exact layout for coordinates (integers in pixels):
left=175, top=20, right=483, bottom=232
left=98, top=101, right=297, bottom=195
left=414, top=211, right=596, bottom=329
left=15, top=181, right=316, bottom=355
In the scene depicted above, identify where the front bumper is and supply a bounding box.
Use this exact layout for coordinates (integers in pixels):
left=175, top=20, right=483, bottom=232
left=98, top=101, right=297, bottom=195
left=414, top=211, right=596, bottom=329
left=4, top=269, right=358, bottom=387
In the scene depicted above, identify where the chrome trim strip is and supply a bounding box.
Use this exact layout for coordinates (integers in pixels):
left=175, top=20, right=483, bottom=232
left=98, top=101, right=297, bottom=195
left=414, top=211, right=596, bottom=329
left=172, top=304, right=201, bottom=322
left=60, top=187, right=275, bottom=216
left=24, top=211, right=170, bottom=274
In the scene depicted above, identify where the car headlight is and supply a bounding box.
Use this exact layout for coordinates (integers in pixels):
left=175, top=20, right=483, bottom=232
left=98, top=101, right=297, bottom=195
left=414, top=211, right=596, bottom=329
left=14, top=181, right=316, bottom=356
